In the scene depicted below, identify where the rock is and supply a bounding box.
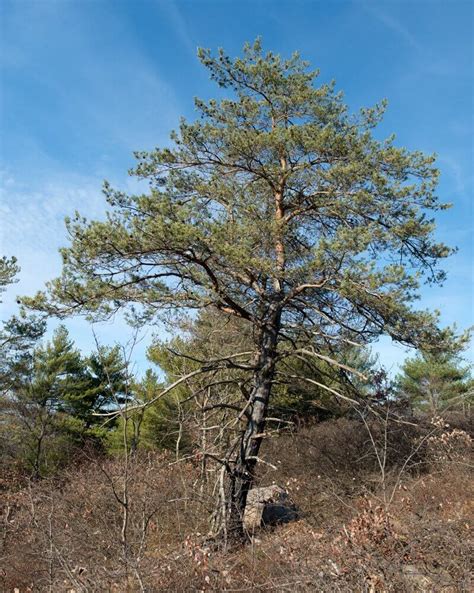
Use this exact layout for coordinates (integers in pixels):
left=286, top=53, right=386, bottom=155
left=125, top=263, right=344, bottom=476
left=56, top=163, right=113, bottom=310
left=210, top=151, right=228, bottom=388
left=243, top=485, right=298, bottom=531
left=401, top=565, right=433, bottom=591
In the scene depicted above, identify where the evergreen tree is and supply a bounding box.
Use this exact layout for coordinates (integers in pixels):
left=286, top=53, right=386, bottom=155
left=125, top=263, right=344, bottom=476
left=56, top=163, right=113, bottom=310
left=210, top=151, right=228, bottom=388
left=107, top=369, right=191, bottom=454
left=397, top=350, right=472, bottom=414
left=0, top=256, right=19, bottom=297
left=24, top=41, right=459, bottom=537
left=0, top=256, right=46, bottom=389
left=272, top=343, right=380, bottom=422
left=1, top=325, right=130, bottom=476
left=65, top=345, right=129, bottom=427
left=1, top=326, right=86, bottom=477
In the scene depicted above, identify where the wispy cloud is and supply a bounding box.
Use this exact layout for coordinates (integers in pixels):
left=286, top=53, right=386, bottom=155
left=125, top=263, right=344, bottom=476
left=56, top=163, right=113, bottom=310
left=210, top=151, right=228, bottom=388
left=2, top=0, right=182, bottom=156
left=157, top=0, right=198, bottom=58
left=1, top=1, right=185, bottom=375
left=0, top=170, right=104, bottom=305
left=439, top=155, right=471, bottom=202
left=0, top=170, right=155, bottom=375
left=359, top=0, right=422, bottom=51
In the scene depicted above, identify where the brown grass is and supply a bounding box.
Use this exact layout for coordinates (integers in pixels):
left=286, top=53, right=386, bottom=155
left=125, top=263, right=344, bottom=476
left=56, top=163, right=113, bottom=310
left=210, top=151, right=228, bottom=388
left=1, top=415, right=472, bottom=592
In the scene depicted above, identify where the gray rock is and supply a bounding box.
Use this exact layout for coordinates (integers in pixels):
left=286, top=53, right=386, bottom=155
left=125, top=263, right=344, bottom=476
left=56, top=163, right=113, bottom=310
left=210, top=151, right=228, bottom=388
left=243, top=485, right=298, bottom=531
left=401, top=565, right=433, bottom=591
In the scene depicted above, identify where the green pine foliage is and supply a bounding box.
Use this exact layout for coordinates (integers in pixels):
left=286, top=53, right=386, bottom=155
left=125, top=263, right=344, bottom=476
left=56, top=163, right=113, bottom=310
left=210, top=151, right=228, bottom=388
left=107, top=369, right=192, bottom=454
left=0, top=256, right=19, bottom=299
left=16, top=42, right=467, bottom=522
left=397, top=350, right=473, bottom=414
left=0, top=324, right=130, bottom=476
left=0, top=256, right=46, bottom=388
left=25, top=40, right=454, bottom=353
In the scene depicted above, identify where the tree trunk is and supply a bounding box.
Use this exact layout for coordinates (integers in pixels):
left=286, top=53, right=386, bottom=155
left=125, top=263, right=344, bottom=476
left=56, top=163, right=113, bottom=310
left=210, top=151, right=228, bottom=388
left=226, top=304, right=281, bottom=542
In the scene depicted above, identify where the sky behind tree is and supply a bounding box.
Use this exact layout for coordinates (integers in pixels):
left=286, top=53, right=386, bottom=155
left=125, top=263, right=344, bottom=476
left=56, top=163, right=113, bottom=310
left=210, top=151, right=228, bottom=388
left=1, top=0, right=472, bottom=374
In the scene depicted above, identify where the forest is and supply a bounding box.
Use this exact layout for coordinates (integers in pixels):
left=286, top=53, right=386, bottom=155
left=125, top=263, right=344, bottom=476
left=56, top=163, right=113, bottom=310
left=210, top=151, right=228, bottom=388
left=1, top=40, right=472, bottom=592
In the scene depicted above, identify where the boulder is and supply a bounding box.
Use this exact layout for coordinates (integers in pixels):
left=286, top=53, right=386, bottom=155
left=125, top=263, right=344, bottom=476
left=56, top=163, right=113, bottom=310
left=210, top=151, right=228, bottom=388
left=401, top=565, right=434, bottom=591
left=243, top=485, right=298, bottom=531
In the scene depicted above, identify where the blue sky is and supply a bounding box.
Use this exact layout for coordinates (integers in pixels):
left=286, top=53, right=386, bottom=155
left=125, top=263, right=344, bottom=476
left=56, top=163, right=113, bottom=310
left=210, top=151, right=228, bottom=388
left=1, top=0, right=472, bottom=375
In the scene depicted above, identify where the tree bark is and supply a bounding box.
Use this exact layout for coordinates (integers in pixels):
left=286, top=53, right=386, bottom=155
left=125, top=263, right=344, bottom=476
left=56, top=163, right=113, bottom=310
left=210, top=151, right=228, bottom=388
left=226, top=303, right=282, bottom=542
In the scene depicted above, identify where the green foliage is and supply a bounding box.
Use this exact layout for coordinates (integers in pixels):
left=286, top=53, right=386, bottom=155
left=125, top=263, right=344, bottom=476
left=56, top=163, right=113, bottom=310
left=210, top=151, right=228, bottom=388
left=143, top=309, right=379, bottom=439
left=64, top=344, right=129, bottom=426
left=0, top=325, right=129, bottom=476
left=25, top=40, right=454, bottom=353
left=397, top=348, right=473, bottom=413
left=0, top=256, right=20, bottom=303
left=272, top=345, right=380, bottom=421
left=0, top=256, right=46, bottom=388
left=141, top=388, right=192, bottom=454
left=1, top=326, right=84, bottom=476
left=0, top=256, right=19, bottom=301
left=18, top=41, right=467, bottom=498
left=107, top=369, right=192, bottom=454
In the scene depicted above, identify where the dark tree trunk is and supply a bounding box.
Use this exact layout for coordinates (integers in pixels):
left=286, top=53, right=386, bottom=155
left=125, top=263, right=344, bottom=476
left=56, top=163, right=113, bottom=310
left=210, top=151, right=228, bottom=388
left=227, top=303, right=282, bottom=542
left=32, top=429, right=45, bottom=480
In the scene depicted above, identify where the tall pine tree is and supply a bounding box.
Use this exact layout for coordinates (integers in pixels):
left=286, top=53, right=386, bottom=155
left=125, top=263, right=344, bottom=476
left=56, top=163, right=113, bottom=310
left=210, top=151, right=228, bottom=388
left=25, top=41, right=458, bottom=537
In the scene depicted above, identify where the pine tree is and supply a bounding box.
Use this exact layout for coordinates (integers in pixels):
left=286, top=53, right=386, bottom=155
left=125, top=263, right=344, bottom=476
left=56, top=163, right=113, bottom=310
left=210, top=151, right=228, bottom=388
left=0, top=256, right=19, bottom=297
left=2, top=326, right=86, bottom=477
left=24, top=41, right=459, bottom=537
left=0, top=256, right=46, bottom=390
left=66, top=345, right=129, bottom=427
left=1, top=323, right=132, bottom=475
left=397, top=350, right=472, bottom=414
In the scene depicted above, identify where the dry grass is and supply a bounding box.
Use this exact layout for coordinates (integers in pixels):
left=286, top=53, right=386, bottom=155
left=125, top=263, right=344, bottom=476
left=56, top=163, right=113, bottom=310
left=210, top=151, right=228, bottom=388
left=1, top=415, right=472, bottom=592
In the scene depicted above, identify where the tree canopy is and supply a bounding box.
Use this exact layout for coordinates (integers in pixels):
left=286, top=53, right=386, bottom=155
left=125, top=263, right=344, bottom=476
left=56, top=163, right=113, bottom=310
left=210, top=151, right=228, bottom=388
left=0, top=256, right=19, bottom=300
left=27, top=41, right=452, bottom=348
left=1, top=257, right=46, bottom=390
left=1, top=323, right=130, bottom=477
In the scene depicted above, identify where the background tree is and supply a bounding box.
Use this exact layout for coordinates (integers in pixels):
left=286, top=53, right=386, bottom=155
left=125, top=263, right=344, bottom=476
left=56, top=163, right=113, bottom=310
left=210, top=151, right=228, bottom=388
left=272, top=342, right=380, bottom=423
left=106, top=368, right=190, bottom=454
left=397, top=349, right=473, bottom=415
left=1, top=326, right=85, bottom=477
left=25, top=41, right=458, bottom=539
left=1, top=324, right=129, bottom=476
left=0, top=256, right=19, bottom=297
left=65, top=344, right=129, bottom=428
left=145, top=311, right=251, bottom=460
left=0, top=257, right=46, bottom=389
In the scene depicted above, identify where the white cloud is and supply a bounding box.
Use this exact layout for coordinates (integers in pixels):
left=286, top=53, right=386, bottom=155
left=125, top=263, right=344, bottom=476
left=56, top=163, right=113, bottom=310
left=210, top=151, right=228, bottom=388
left=359, top=1, right=422, bottom=51
left=0, top=171, right=158, bottom=377
left=0, top=171, right=104, bottom=309
left=439, top=155, right=471, bottom=201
